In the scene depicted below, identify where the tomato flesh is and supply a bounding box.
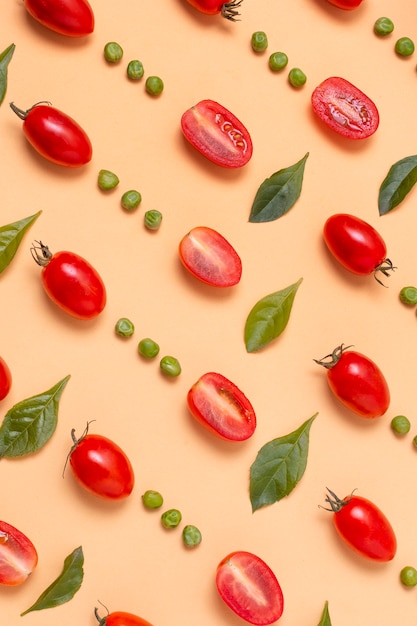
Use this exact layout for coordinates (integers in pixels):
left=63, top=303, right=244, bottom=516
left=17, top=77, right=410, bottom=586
left=311, top=77, right=379, bottom=139
left=216, top=551, right=284, bottom=625
left=326, top=0, right=364, bottom=9
left=0, top=521, right=38, bottom=586
left=24, top=0, right=94, bottom=37
left=0, top=356, right=12, bottom=401
left=181, top=99, right=253, bottom=168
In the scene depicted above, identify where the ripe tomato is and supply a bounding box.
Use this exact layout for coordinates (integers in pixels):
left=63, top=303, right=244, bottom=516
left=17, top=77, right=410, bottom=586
left=181, top=99, right=253, bottom=168
left=184, top=0, right=243, bottom=20
left=323, top=213, right=395, bottom=285
left=0, top=520, right=38, bottom=586
left=95, top=608, right=153, bottom=626
left=10, top=102, right=92, bottom=167
left=24, top=0, right=94, bottom=37
left=311, top=77, right=379, bottom=139
left=323, top=489, right=397, bottom=562
left=187, top=372, right=256, bottom=441
left=179, top=226, right=242, bottom=287
left=31, top=241, right=106, bottom=320
left=216, top=551, right=284, bottom=625
left=325, top=0, right=364, bottom=9
left=314, top=344, right=390, bottom=418
left=0, top=356, right=12, bottom=401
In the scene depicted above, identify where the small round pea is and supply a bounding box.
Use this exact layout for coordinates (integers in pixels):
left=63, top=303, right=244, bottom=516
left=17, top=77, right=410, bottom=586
left=288, top=67, right=307, bottom=88
left=138, top=338, right=160, bottom=359
left=413, top=435, right=417, bottom=448
left=104, top=41, right=123, bottom=63
left=98, top=169, right=119, bottom=191
left=161, top=508, right=182, bottom=529
left=142, top=490, right=164, bottom=509
left=144, top=210, right=163, bottom=231
left=121, top=190, right=142, bottom=211
left=160, top=355, right=181, bottom=377
left=374, top=17, right=394, bottom=37
left=115, top=317, right=135, bottom=338
left=127, top=59, right=144, bottom=80
left=391, top=415, right=411, bottom=435
left=182, top=524, right=202, bottom=548
left=399, top=286, right=417, bottom=306
left=268, top=51, right=288, bottom=72
left=145, top=76, right=164, bottom=96
left=251, top=31, right=268, bottom=53
left=395, top=37, right=415, bottom=57
left=400, top=566, right=417, bottom=587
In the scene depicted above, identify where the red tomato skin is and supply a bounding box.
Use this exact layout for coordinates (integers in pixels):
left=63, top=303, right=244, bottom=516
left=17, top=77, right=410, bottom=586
left=216, top=551, right=284, bottom=625
left=185, top=0, right=223, bottom=14
left=326, top=0, right=364, bottom=9
left=311, top=77, right=379, bottom=139
left=24, top=0, right=94, bottom=37
left=181, top=99, right=253, bottom=168
left=179, top=226, right=242, bottom=287
left=0, top=521, right=38, bottom=586
left=0, top=357, right=12, bottom=401
left=99, top=611, right=154, bottom=626
left=187, top=372, right=256, bottom=441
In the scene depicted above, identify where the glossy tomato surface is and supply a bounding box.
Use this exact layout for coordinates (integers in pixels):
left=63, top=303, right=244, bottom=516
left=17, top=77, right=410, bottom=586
left=184, top=0, right=242, bottom=19
left=0, top=521, right=38, bottom=586
left=181, top=99, right=253, bottom=168
left=187, top=372, right=256, bottom=441
left=179, top=226, right=242, bottom=287
left=311, top=77, right=379, bottom=139
left=326, top=0, right=364, bottom=9
left=24, top=0, right=94, bottom=37
left=216, top=551, right=284, bottom=625
left=0, top=356, right=12, bottom=401
left=95, top=609, right=154, bottom=626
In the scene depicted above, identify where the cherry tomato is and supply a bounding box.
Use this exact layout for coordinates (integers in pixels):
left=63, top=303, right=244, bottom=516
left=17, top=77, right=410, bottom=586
left=187, top=372, right=256, bottom=441
left=216, top=551, right=284, bottom=625
left=68, top=425, right=135, bottom=500
left=179, top=226, right=242, bottom=287
left=325, top=0, right=364, bottom=9
left=323, top=489, right=397, bottom=562
left=31, top=241, right=106, bottom=320
left=0, top=520, right=38, bottom=586
left=184, top=0, right=243, bottom=20
left=314, top=344, right=390, bottom=418
left=95, top=608, right=153, bottom=626
left=0, top=356, right=12, bottom=401
left=311, top=77, right=379, bottom=139
left=323, top=213, right=395, bottom=285
left=181, top=99, right=253, bottom=168
left=24, top=0, right=94, bottom=37
left=10, top=102, right=92, bottom=167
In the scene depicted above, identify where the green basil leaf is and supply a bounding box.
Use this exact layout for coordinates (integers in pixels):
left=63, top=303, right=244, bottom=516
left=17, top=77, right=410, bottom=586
left=249, top=413, right=317, bottom=512
left=0, top=211, right=42, bottom=274
left=378, top=155, right=417, bottom=215
left=244, top=278, right=302, bottom=353
left=318, top=601, right=332, bottom=626
left=0, top=374, right=71, bottom=458
left=21, top=546, right=84, bottom=616
left=0, top=43, right=15, bottom=106
left=249, top=153, right=309, bottom=223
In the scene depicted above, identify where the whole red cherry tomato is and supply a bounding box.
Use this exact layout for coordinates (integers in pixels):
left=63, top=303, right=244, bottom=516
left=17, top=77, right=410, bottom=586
left=95, top=608, right=153, bottom=626
left=31, top=241, right=106, bottom=320
left=216, top=550, right=284, bottom=625
left=325, top=0, right=364, bottom=9
left=323, top=213, right=395, bottom=285
left=323, top=489, right=397, bottom=562
left=10, top=102, right=92, bottom=167
left=311, top=76, right=379, bottom=139
left=184, top=0, right=243, bottom=20
left=314, top=344, right=390, bottom=418
left=0, top=356, right=12, bottom=401
left=24, top=0, right=94, bottom=37
left=181, top=99, right=253, bottom=168
left=0, top=520, right=38, bottom=586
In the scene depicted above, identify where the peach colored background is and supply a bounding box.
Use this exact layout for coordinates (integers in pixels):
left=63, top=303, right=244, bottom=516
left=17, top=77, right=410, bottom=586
left=1, top=0, right=417, bottom=624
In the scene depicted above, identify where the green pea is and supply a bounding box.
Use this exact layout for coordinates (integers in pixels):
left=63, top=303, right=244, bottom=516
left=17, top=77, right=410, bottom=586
left=138, top=338, right=160, bottom=359
left=104, top=41, right=123, bottom=63
left=160, top=355, right=181, bottom=377
left=288, top=67, right=307, bottom=88
left=145, top=76, right=164, bottom=96
left=399, top=286, right=417, bottom=306
left=98, top=169, right=119, bottom=191
left=374, top=17, right=394, bottom=37
left=161, top=508, right=182, bottom=529
left=114, top=317, right=135, bottom=338
left=182, top=524, right=202, bottom=548
left=390, top=415, right=411, bottom=435
left=413, top=435, right=417, bottom=448
left=127, top=59, right=144, bottom=80
left=251, top=31, right=268, bottom=53
left=142, top=490, right=163, bottom=509
left=121, top=189, right=142, bottom=211
left=395, top=37, right=415, bottom=57
left=268, top=52, right=288, bottom=72
left=144, top=210, right=163, bottom=231
left=400, top=566, right=417, bottom=586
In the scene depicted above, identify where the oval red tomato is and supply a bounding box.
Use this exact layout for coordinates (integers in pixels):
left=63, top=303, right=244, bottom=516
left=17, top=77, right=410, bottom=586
left=311, top=77, right=379, bottom=139
left=95, top=608, right=154, bottom=626
left=24, top=0, right=94, bottom=37
left=0, top=520, right=38, bottom=586
left=325, top=0, right=364, bottom=9
left=181, top=99, right=253, bottom=168
left=0, top=356, right=12, bottom=401
left=216, top=551, right=284, bottom=625
left=10, top=102, right=92, bottom=167
left=187, top=372, right=256, bottom=441
left=31, top=241, right=106, bottom=320
left=314, top=344, right=390, bottom=418
left=184, top=0, right=242, bottom=20
left=179, top=226, right=242, bottom=287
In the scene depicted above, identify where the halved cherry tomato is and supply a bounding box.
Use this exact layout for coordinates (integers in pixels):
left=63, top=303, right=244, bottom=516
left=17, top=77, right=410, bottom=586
left=181, top=99, right=253, bottom=168
left=24, top=0, right=94, bottom=37
left=95, top=608, right=153, bottom=626
left=323, top=489, right=397, bottom=562
left=10, top=102, right=92, bottom=167
left=311, top=77, right=379, bottom=139
left=187, top=372, right=256, bottom=441
left=323, top=213, right=395, bottom=285
left=0, top=356, right=12, bottom=401
left=0, top=521, right=38, bottom=586
left=31, top=241, right=106, bottom=320
left=184, top=0, right=243, bottom=20
left=325, top=0, right=364, bottom=9
left=314, top=344, right=390, bottom=418
left=216, top=551, right=284, bottom=625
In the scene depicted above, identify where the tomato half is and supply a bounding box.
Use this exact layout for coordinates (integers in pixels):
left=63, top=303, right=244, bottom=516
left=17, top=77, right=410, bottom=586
left=216, top=551, right=284, bottom=625
left=181, top=99, right=253, bottom=168
left=324, top=489, right=397, bottom=561
left=311, top=77, right=379, bottom=139
left=315, top=344, right=390, bottom=418
left=184, top=0, right=243, bottom=20
left=323, top=213, right=395, bottom=285
left=10, top=102, right=92, bottom=167
left=24, top=0, right=94, bottom=37
left=0, top=521, right=38, bottom=586
left=0, top=356, right=12, bottom=401
left=95, top=608, right=154, bottom=626
left=31, top=241, right=106, bottom=320
left=325, top=0, right=364, bottom=9
left=187, top=372, right=256, bottom=441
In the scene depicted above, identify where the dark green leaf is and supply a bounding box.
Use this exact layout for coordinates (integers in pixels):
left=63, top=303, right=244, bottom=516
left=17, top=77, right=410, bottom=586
left=0, top=375, right=70, bottom=458
left=0, top=211, right=42, bottom=274
left=249, top=153, right=309, bottom=223
left=318, top=601, right=332, bottom=626
left=250, top=413, right=317, bottom=512
left=21, top=546, right=84, bottom=615
left=244, top=278, right=302, bottom=353
left=378, top=155, right=417, bottom=215
left=0, top=43, right=15, bottom=106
